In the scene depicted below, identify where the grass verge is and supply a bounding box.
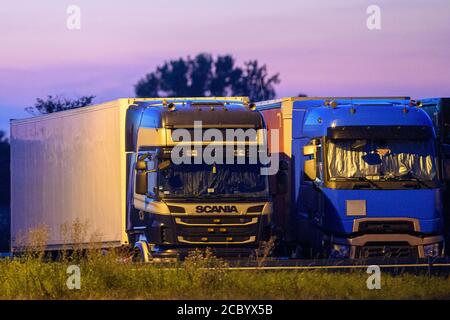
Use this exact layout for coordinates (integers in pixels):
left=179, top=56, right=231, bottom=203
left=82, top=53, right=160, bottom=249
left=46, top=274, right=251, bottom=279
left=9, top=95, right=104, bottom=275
left=0, top=249, right=449, bottom=300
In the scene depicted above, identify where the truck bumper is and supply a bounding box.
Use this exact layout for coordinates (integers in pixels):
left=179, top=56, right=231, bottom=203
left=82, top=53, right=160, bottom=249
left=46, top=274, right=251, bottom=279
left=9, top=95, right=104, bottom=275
left=145, top=213, right=271, bottom=257
left=331, top=234, right=445, bottom=259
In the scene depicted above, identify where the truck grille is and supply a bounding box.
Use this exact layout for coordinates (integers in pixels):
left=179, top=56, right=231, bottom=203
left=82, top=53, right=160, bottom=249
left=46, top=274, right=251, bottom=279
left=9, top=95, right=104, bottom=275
left=174, top=215, right=260, bottom=245
left=177, top=235, right=256, bottom=245
left=355, top=242, right=418, bottom=259
left=175, top=216, right=255, bottom=225
left=358, top=221, right=415, bottom=234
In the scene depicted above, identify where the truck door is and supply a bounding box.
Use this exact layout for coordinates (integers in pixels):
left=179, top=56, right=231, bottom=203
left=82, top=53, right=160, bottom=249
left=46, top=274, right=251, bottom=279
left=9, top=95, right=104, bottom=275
left=299, top=139, right=324, bottom=250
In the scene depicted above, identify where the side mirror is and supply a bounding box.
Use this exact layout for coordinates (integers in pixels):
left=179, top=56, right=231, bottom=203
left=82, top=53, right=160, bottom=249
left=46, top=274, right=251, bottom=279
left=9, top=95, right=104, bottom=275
left=303, top=144, right=318, bottom=181
left=303, top=144, right=316, bottom=156
left=304, top=159, right=317, bottom=181
left=135, top=172, right=148, bottom=195
left=135, top=160, right=148, bottom=195
left=136, top=160, right=147, bottom=171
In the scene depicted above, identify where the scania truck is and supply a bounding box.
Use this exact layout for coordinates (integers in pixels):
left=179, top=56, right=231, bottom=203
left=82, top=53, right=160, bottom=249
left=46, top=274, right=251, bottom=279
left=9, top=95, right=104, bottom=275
left=10, top=97, right=272, bottom=260
left=257, top=97, right=445, bottom=259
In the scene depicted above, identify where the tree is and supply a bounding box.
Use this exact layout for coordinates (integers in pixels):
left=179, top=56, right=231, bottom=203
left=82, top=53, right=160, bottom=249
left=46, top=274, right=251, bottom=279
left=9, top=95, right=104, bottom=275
left=0, top=131, right=10, bottom=251
left=0, top=131, right=9, bottom=206
left=25, top=95, right=95, bottom=115
left=134, top=54, right=280, bottom=101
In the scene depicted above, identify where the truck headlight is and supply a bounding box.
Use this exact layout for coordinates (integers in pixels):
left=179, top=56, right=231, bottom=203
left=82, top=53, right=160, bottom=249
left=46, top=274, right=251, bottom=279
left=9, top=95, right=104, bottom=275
left=423, top=243, right=441, bottom=258
left=331, top=244, right=351, bottom=258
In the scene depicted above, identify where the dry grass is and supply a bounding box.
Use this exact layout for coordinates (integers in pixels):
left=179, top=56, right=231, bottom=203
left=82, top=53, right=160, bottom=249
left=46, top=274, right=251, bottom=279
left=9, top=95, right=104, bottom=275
left=1, top=254, right=450, bottom=300
left=1, top=226, right=449, bottom=300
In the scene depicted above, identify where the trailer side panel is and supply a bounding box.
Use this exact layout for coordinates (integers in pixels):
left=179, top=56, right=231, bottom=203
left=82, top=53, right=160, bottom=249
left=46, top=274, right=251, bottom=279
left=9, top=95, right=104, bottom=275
left=10, top=100, right=127, bottom=250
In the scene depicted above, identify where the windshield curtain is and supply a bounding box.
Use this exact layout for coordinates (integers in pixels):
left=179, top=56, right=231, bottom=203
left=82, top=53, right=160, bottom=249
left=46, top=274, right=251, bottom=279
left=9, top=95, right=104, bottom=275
left=159, top=162, right=268, bottom=198
left=327, top=139, right=436, bottom=181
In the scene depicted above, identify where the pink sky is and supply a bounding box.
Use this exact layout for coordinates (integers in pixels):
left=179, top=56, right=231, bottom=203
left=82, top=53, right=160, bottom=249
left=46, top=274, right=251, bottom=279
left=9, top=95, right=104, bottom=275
left=1, top=0, right=450, bottom=132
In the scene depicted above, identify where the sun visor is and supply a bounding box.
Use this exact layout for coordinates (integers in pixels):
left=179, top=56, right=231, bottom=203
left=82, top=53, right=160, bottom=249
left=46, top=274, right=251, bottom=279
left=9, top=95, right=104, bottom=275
left=327, top=126, right=433, bottom=140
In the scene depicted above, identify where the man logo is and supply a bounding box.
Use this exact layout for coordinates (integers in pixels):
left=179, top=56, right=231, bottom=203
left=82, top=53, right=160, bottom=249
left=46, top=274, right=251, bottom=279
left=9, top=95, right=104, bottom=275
left=196, top=205, right=238, bottom=213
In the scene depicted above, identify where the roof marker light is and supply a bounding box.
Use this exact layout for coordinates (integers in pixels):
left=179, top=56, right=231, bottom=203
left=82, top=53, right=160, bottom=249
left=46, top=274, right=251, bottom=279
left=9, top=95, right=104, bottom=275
left=329, top=101, right=338, bottom=109
left=186, top=149, right=198, bottom=157
left=168, top=103, right=176, bottom=112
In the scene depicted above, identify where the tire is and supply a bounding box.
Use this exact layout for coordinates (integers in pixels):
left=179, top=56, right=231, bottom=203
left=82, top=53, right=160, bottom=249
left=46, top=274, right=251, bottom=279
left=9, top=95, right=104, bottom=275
left=133, top=241, right=150, bottom=263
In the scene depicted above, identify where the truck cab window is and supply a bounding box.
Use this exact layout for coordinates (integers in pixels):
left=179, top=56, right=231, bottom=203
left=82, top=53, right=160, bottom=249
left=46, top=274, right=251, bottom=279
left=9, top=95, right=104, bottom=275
left=157, top=147, right=269, bottom=199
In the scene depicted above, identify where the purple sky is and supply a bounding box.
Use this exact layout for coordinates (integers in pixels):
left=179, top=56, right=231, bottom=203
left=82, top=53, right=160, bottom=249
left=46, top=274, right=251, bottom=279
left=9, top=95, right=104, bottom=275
left=1, top=0, right=450, bottom=132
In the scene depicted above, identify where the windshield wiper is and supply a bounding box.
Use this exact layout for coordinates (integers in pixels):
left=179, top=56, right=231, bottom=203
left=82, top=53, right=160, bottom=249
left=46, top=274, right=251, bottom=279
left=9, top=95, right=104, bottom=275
left=357, top=177, right=382, bottom=190
left=407, top=174, right=433, bottom=189
left=161, top=196, right=201, bottom=201
left=384, top=175, right=432, bottom=189
left=191, top=191, right=269, bottom=200
left=199, top=194, right=259, bottom=199
left=341, top=177, right=381, bottom=189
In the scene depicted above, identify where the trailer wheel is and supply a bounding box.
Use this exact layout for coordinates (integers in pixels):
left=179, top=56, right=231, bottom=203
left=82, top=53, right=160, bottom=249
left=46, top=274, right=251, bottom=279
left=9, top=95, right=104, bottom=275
left=133, top=241, right=151, bottom=263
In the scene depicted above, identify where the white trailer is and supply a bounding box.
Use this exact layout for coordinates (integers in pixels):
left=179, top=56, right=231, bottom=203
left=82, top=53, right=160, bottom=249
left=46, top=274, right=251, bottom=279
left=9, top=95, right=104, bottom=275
left=10, top=99, right=131, bottom=250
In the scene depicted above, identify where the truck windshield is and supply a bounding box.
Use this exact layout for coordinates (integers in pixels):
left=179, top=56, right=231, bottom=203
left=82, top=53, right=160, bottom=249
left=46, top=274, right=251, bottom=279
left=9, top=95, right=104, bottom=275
left=326, top=139, right=437, bottom=181
left=158, top=161, right=269, bottom=199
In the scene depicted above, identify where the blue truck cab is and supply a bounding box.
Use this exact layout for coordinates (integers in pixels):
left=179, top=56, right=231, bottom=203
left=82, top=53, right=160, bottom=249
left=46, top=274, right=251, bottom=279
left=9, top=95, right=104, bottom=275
left=257, top=97, right=445, bottom=259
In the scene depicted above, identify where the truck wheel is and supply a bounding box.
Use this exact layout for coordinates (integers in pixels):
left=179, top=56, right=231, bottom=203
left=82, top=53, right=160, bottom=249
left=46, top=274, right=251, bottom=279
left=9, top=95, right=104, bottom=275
left=133, top=241, right=150, bottom=263
left=291, top=245, right=307, bottom=259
